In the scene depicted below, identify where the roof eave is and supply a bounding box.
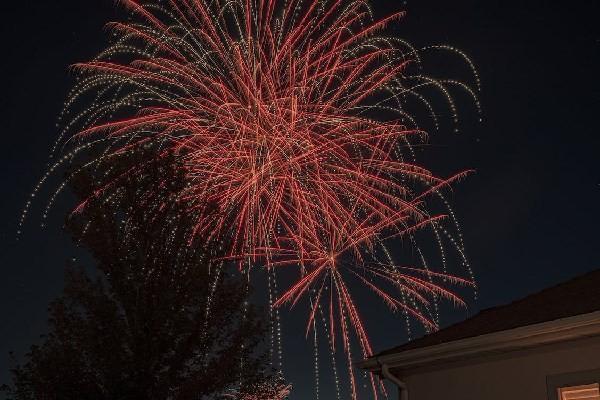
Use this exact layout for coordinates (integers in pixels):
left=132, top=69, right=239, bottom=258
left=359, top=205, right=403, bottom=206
left=356, top=310, right=600, bottom=372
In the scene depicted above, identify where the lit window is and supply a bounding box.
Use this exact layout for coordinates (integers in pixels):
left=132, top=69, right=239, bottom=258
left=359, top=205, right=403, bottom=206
left=558, top=383, right=600, bottom=400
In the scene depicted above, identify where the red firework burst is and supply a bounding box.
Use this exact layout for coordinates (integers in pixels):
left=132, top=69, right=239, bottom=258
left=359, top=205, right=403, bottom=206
left=23, top=0, right=480, bottom=398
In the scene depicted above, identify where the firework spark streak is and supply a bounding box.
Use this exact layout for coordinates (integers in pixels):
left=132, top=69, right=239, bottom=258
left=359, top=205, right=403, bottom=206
left=23, top=0, right=480, bottom=397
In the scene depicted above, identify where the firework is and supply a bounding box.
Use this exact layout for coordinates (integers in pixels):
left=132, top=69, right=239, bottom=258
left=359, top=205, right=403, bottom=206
left=225, top=378, right=292, bottom=400
left=23, top=0, right=480, bottom=398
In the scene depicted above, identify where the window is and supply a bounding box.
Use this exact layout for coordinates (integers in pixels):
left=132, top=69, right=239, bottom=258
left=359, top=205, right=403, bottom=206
left=558, top=383, right=600, bottom=400
left=547, top=369, right=600, bottom=400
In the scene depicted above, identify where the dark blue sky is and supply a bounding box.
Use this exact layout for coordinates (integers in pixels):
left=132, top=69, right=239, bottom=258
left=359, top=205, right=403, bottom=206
left=1, top=1, right=598, bottom=399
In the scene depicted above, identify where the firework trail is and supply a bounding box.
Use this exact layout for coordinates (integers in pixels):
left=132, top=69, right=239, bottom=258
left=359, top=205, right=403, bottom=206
left=225, top=377, right=292, bottom=400
left=22, top=0, right=480, bottom=397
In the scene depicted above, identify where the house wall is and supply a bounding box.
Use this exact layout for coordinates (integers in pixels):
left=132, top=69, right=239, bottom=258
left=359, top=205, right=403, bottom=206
left=395, top=335, right=600, bottom=400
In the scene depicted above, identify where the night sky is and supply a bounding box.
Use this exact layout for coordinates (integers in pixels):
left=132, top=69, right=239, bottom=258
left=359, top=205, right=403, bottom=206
left=1, top=1, right=598, bottom=399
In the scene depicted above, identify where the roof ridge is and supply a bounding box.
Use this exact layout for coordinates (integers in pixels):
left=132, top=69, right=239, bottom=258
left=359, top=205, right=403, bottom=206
left=475, top=268, right=600, bottom=313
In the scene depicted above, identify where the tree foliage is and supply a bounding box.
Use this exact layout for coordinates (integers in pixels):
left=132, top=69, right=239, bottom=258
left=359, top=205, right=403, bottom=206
left=4, top=154, right=284, bottom=399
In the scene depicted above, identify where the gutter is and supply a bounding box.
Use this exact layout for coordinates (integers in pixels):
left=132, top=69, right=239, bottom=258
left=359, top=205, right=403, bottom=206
left=381, top=362, right=408, bottom=400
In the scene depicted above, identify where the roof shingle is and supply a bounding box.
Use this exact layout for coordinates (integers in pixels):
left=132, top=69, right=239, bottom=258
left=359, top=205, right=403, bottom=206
left=378, top=268, right=600, bottom=356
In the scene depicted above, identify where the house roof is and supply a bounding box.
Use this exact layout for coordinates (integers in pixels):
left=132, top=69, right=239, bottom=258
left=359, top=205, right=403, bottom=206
left=377, top=268, right=600, bottom=357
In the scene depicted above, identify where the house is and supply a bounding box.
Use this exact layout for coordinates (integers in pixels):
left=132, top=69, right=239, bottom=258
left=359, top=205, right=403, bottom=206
left=357, top=269, right=600, bottom=400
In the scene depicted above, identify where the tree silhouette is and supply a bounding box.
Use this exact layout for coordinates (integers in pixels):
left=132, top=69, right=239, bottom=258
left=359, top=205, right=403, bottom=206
left=4, top=153, right=286, bottom=399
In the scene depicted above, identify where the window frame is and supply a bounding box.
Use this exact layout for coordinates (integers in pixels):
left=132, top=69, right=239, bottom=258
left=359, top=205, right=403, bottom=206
left=547, top=369, right=600, bottom=400
left=557, top=383, right=600, bottom=400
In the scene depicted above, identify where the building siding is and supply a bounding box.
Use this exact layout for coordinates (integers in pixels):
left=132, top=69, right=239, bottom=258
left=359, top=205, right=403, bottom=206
left=396, top=336, right=600, bottom=400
